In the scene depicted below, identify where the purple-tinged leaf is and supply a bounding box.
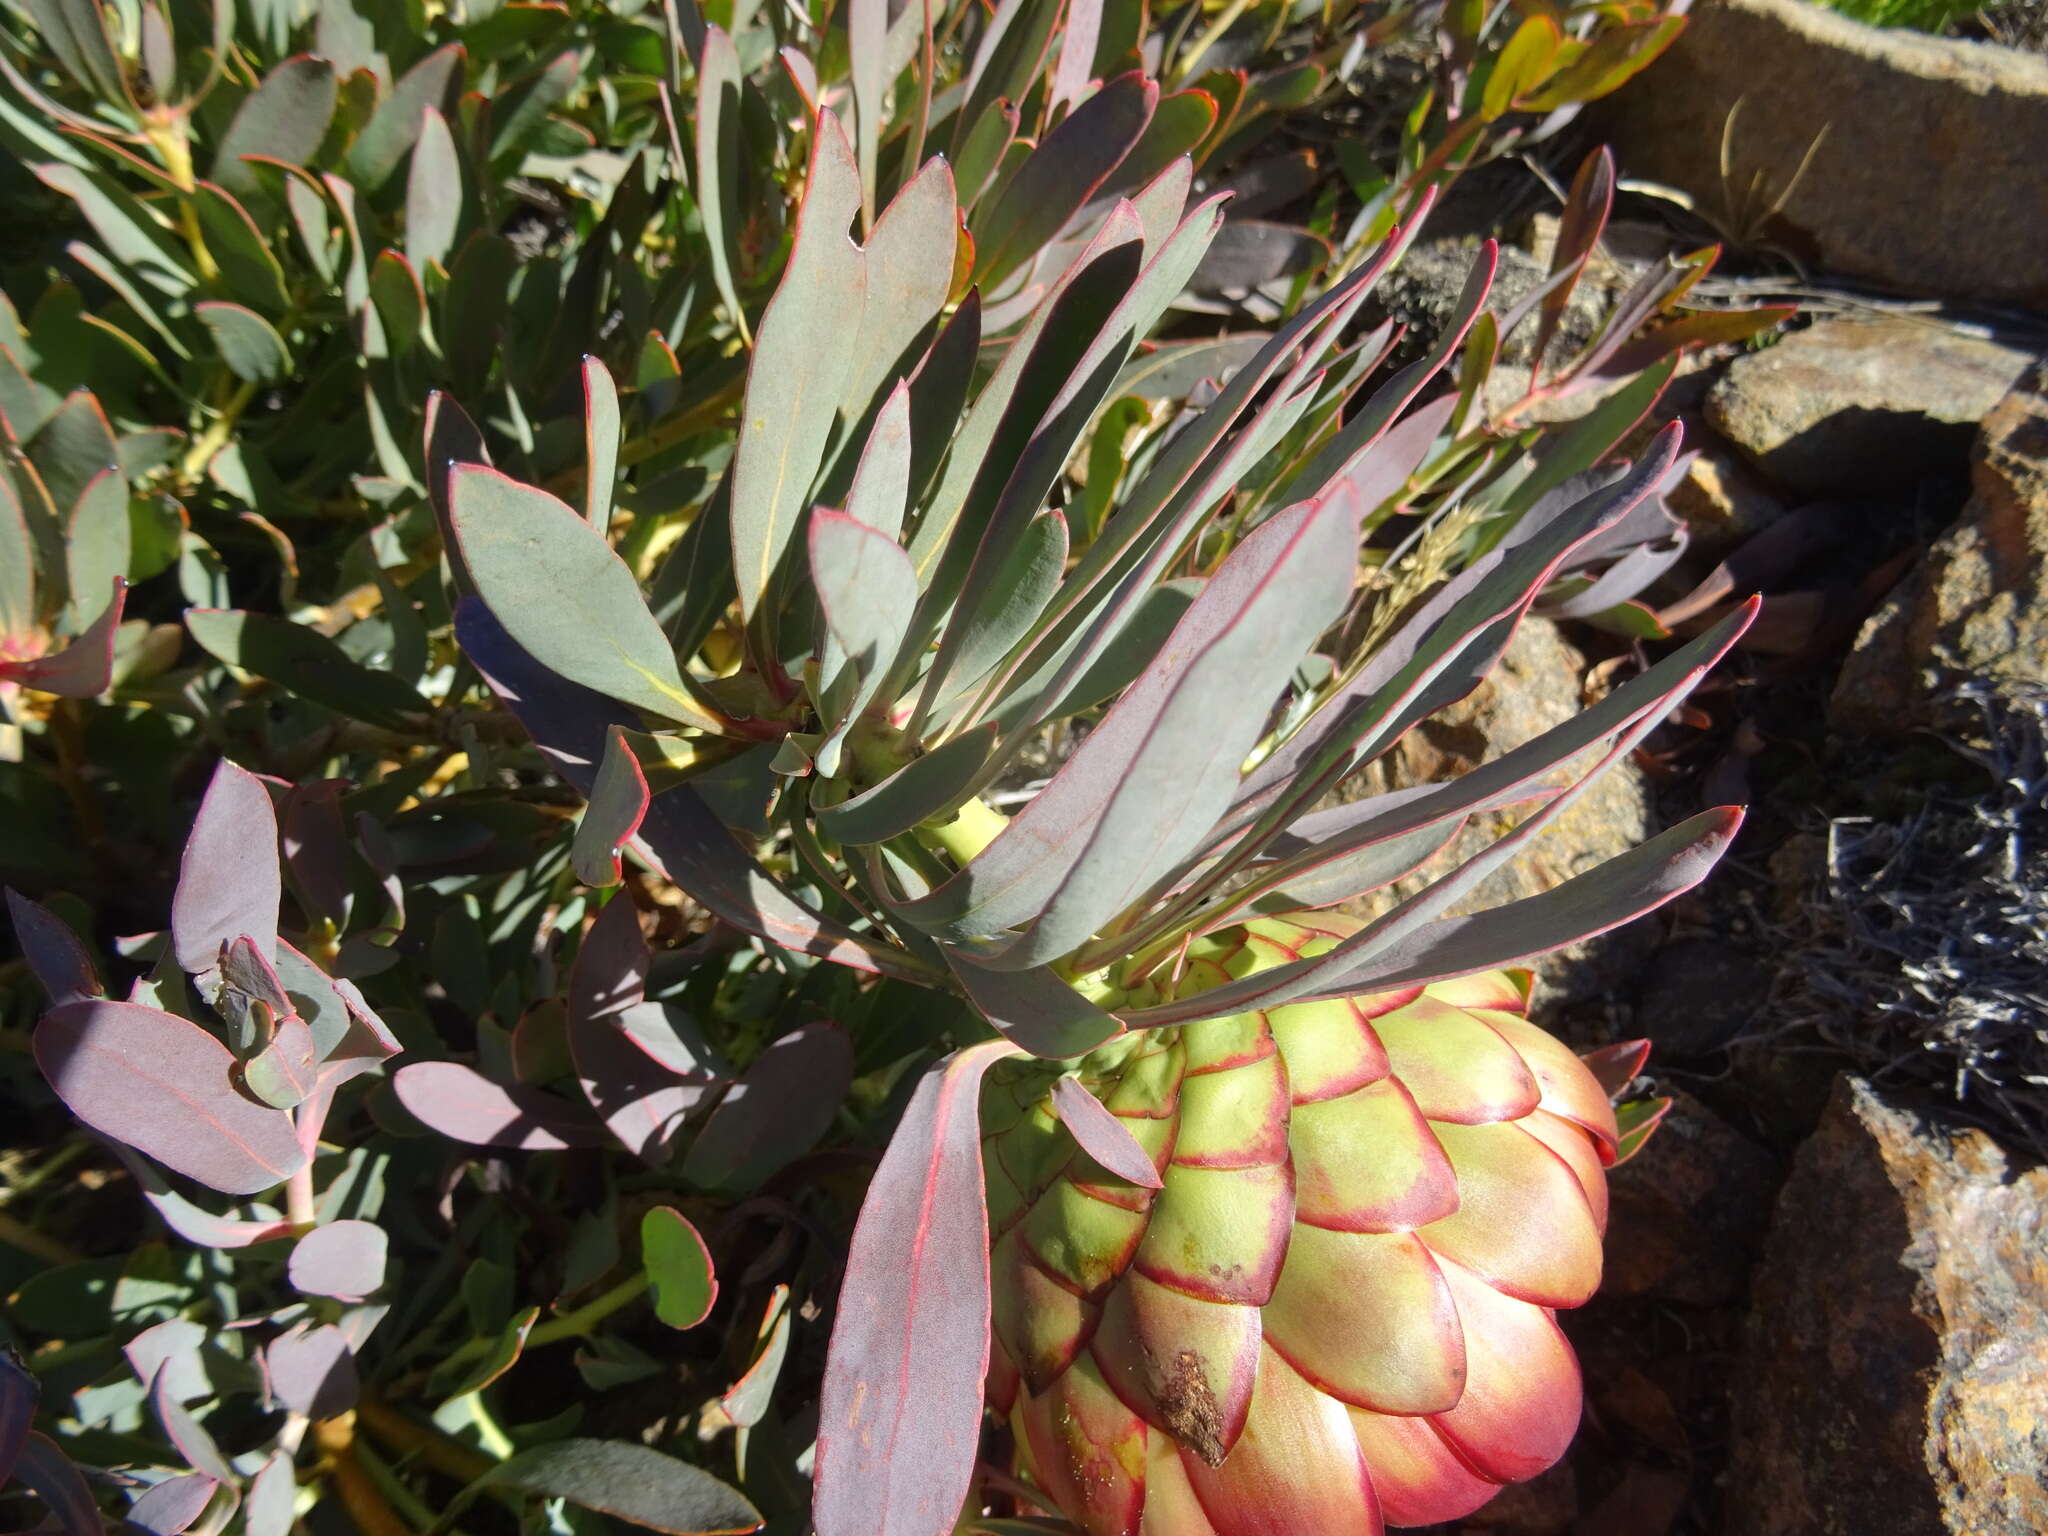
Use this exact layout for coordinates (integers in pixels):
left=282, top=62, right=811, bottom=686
left=128, top=1473, right=218, bottom=1533
left=1335, top=393, right=1457, bottom=512
left=171, top=759, right=279, bottom=976
left=569, top=895, right=717, bottom=1165
left=683, top=1023, right=854, bottom=1190
left=0, top=575, right=124, bottom=696
left=1187, top=219, right=1332, bottom=295
left=264, top=1324, right=357, bottom=1419
left=347, top=42, right=464, bottom=193
left=447, top=465, right=725, bottom=733
left=694, top=26, right=749, bottom=349
left=443, top=1439, right=762, bottom=1534
left=324, top=977, right=402, bottom=1085
left=5, top=888, right=102, bottom=1007
left=1580, top=1039, right=1652, bottom=1099
left=813, top=1039, right=1021, bottom=1536
left=126, top=1319, right=211, bottom=1404
left=0, top=1350, right=36, bottom=1487
left=810, top=509, right=917, bottom=773
left=942, top=949, right=1124, bottom=1058
left=150, top=1364, right=235, bottom=1480
left=279, top=778, right=352, bottom=925
left=1532, top=148, right=1615, bottom=372
left=111, top=1146, right=294, bottom=1248
left=456, top=598, right=933, bottom=983
left=242, top=1451, right=296, bottom=1536
left=722, top=1285, right=791, bottom=1429
left=212, top=55, right=337, bottom=199
left=642, top=1207, right=717, bottom=1330
left=391, top=1062, right=606, bottom=1149
left=288, top=1219, right=388, bottom=1299
left=1051, top=1076, right=1163, bottom=1188
left=36, top=1001, right=306, bottom=1194
left=900, top=489, right=1361, bottom=966
left=729, top=109, right=866, bottom=625
left=1050, top=0, right=1102, bottom=112
left=221, top=934, right=292, bottom=1017
left=242, top=1014, right=318, bottom=1108
left=574, top=727, right=651, bottom=888
left=12, top=1432, right=98, bottom=1536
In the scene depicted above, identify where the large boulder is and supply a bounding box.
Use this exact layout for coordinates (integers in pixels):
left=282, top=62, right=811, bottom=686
left=1589, top=0, right=2048, bottom=308
left=1725, top=1076, right=2048, bottom=1536
left=1705, top=317, right=2033, bottom=500
left=1832, top=359, right=2048, bottom=735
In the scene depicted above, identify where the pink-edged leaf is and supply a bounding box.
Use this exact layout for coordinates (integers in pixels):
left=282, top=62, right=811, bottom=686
left=220, top=935, right=293, bottom=1017
left=171, top=759, right=280, bottom=975
left=109, top=1144, right=294, bottom=1247
left=942, top=948, right=1123, bottom=1058
left=35, top=1001, right=307, bottom=1195
left=0, top=576, right=125, bottom=697
left=128, top=1473, right=218, bottom=1533
left=1050, top=1076, right=1163, bottom=1188
left=441, top=1306, right=539, bottom=1397
left=390, top=1061, right=606, bottom=1149
left=324, top=977, right=402, bottom=1085
left=264, top=1324, right=357, bottom=1419
left=126, top=1320, right=209, bottom=1404
left=1532, top=147, right=1615, bottom=370
left=12, top=1432, right=99, bottom=1536
left=150, top=1364, right=235, bottom=1481
left=242, top=1452, right=296, bottom=1536
left=722, top=1285, right=791, bottom=1429
left=1, top=1350, right=36, bottom=1487
left=288, top=1219, right=388, bottom=1299
left=642, top=1207, right=717, bottom=1330
left=1334, top=392, right=1457, bottom=511
left=278, top=778, right=353, bottom=925
left=1612, top=1096, right=1672, bottom=1165
left=569, top=895, right=717, bottom=1165
left=897, top=488, right=1362, bottom=967
left=1580, top=1039, right=1652, bottom=1099
left=813, top=1038, right=1022, bottom=1536
left=573, top=727, right=651, bottom=888
left=5, top=887, right=103, bottom=1008
left=682, top=1022, right=854, bottom=1191
left=455, top=597, right=932, bottom=984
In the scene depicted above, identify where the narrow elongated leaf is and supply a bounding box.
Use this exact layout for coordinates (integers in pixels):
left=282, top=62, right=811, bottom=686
left=845, top=384, right=913, bottom=538
left=457, top=599, right=932, bottom=981
left=816, top=725, right=996, bottom=845
left=683, top=1022, right=853, bottom=1189
left=973, top=73, right=1155, bottom=292
left=925, top=510, right=1066, bottom=722
left=391, top=1062, right=606, bottom=1149
left=1, top=1352, right=35, bottom=1488
left=721, top=1287, right=791, bottom=1428
left=405, top=106, right=464, bottom=269
left=900, top=491, right=1359, bottom=965
left=213, top=55, right=337, bottom=199
left=196, top=301, right=289, bottom=384
left=13, top=1433, right=98, bottom=1536
left=192, top=183, right=292, bottom=314
left=814, top=1039, right=1021, bottom=1536
left=642, top=1207, right=717, bottom=1329
left=581, top=356, right=621, bottom=532
left=111, top=1146, right=294, bottom=1248
left=691, top=28, right=748, bottom=339
left=838, top=157, right=958, bottom=440
left=730, top=110, right=866, bottom=623
left=36, top=1001, right=307, bottom=1194
left=349, top=43, right=465, bottom=192
left=942, top=948, right=1123, bottom=1057
left=438, top=1440, right=762, bottom=1535
left=0, top=475, right=36, bottom=636
left=848, top=0, right=887, bottom=226
left=61, top=466, right=126, bottom=639
left=811, top=509, right=916, bottom=767
left=574, top=727, right=651, bottom=887
left=448, top=466, right=723, bottom=731
left=186, top=608, right=432, bottom=730
left=1051, top=1076, right=1161, bottom=1187
left=171, top=758, right=278, bottom=974
left=243, top=1453, right=296, bottom=1536
left=6, top=887, right=102, bottom=1007
left=27, top=0, right=129, bottom=105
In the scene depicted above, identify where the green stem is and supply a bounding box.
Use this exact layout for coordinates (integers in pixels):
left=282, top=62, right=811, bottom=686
left=427, top=1273, right=651, bottom=1377
left=179, top=379, right=259, bottom=486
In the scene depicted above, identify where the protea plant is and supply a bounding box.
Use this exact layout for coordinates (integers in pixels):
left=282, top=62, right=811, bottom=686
left=441, top=104, right=1752, bottom=1536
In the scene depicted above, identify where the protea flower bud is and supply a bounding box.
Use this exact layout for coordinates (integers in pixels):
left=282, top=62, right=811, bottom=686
left=983, top=914, right=1623, bottom=1534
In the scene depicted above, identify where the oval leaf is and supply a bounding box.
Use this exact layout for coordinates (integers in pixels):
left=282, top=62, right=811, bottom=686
left=288, top=1219, right=388, bottom=1299
left=391, top=1061, right=606, bottom=1150
left=682, top=1023, right=853, bottom=1191
left=1050, top=1075, right=1162, bottom=1188
left=35, top=1000, right=306, bottom=1195
left=170, top=758, right=279, bottom=975
left=442, top=1439, right=762, bottom=1535
left=641, top=1207, right=717, bottom=1330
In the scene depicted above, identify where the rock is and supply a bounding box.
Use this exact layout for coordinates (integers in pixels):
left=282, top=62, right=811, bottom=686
left=1632, top=938, right=1770, bottom=1055
left=1725, top=1076, right=2048, bottom=1536
left=1601, top=1090, right=1779, bottom=1307
left=1338, top=618, right=1655, bottom=1006
left=1831, top=360, right=2048, bottom=736
left=1374, top=239, right=1613, bottom=372
left=1705, top=317, right=2032, bottom=499
left=1664, top=436, right=1790, bottom=555
left=1587, top=0, right=2048, bottom=308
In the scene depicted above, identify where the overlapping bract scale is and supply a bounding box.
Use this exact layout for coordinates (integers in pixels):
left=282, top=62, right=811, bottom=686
left=985, top=912, right=1618, bottom=1535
